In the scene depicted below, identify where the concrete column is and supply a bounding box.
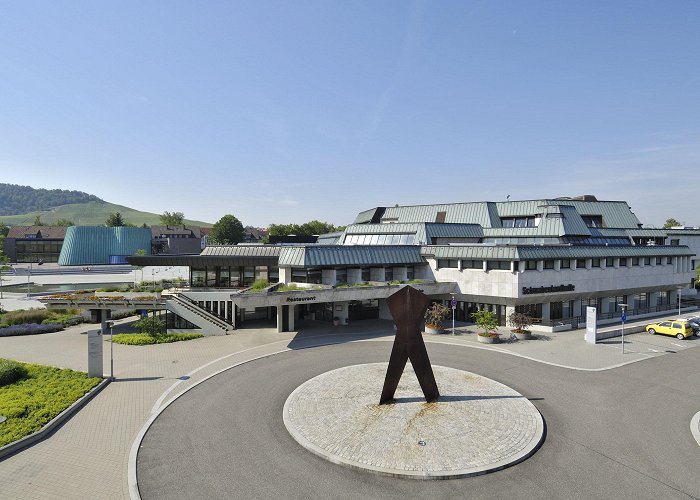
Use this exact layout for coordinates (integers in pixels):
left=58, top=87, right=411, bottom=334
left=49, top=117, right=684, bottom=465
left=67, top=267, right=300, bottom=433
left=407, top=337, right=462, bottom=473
left=482, top=261, right=488, bottom=272
left=288, top=304, right=295, bottom=331
left=537, top=261, right=543, bottom=272
left=334, top=302, right=349, bottom=324
left=279, top=266, right=292, bottom=284
left=370, top=267, right=385, bottom=282
left=322, top=268, right=337, bottom=285
left=393, top=267, right=408, bottom=281
left=276, top=307, right=284, bottom=333
left=554, top=260, right=561, bottom=271
left=518, top=261, right=526, bottom=273
left=510, top=261, right=516, bottom=273
left=572, top=299, right=583, bottom=317
left=540, top=302, right=551, bottom=323
left=378, top=299, right=392, bottom=320
left=614, top=258, right=620, bottom=269
left=347, top=268, right=362, bottom=284
left=505, top=305, right=515, bottom=324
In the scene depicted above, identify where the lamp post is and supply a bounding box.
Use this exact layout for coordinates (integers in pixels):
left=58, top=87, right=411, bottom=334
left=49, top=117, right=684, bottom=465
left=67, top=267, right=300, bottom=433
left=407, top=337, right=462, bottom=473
left=618, top=303, right=627, bottom=354
left=26, top=260, right=32, bottom=298
left=678, top=287, right=683, bottom=316
left=105, top=320, right=114, bottom=380
left=450, top=293, right=456, bottom=335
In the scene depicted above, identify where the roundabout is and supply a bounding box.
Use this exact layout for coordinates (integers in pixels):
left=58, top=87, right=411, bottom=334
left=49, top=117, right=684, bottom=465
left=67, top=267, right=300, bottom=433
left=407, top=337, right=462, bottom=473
left=284, top=363, right=543, bottom=479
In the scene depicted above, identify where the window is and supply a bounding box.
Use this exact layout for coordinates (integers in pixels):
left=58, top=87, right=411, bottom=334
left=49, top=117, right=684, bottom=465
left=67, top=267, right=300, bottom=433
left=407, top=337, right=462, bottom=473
left=581, top=215, right=604, bottom=228
left=361, top=268, right=370, bottom=281
left=591, top=258, right=600, bottom=268
left=631, top=258, right=639, bottom=266
left=560, top=259, right=570, bottom=269
left=576, top=259, right=587, bottom=269
left=657, top=291, right=668, bottom=306
left=667, top=257, right=672, bottom=264
left=406, top=266, right=414, bottom=280
left=435, top=211, right=447, bottom=223
left=643, top=257, right=650, bottom=265
left=606, top=258, right=614, bottom=267
left=437, top=259, right=458, bottom=269
left=656, top=257, right=662, bottom=265
left=544, top=260, right=555, bottom=269
left=487, top=260, right=510, bottom=270
left=620, top=258, right=628, bottom=266
left=462, top=260, right=482, bottom=269
left=525, top=260, right=537, bottom=270
left=384, top=268, right=393, bottom=281
left=670, top=239, right=680, bottom=246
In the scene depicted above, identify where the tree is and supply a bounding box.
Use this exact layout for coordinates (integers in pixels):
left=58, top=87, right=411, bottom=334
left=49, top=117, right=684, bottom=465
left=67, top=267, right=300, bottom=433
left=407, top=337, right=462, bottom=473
left=160, top=211, right=185, bottom=226
left=54, top=218, right=75, bottom=227
left=0, top=222, right=8, bottom=237
left=424, top=302, right=449, bottom=330
left=0, top=239, right=9, bottom=299
left=663, top=218, right=682, bottom=228
left=264, top=220, right=344, bottom=242
left=210, top=215, right=245, bottom=244
left=105, top=212, right=126, bottom=227
left=508, top=311, right=534, bottom=333
left=33, top=215, right=43, bottom=226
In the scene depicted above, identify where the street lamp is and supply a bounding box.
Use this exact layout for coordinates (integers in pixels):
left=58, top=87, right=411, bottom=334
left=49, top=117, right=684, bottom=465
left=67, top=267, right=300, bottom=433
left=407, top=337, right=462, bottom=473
left=104, top=320, right=114, bottom=380
left=618, top=303, right=627, bottom=354
left=678, top=287, right=683, bottom=316
left=450, top=293, right=456, bottom=335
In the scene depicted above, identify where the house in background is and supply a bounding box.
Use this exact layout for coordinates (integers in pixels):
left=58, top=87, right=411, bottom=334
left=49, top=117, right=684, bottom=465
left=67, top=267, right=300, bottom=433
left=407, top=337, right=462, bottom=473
left=3, top=226, right=67, bottom=263
left=151, top=226, right=204, bottom=255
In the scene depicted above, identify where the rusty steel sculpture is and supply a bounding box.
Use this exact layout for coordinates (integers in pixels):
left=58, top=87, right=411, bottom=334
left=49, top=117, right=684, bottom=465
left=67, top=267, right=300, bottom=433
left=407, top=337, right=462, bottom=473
left=380, top=286, right=440, bottom=404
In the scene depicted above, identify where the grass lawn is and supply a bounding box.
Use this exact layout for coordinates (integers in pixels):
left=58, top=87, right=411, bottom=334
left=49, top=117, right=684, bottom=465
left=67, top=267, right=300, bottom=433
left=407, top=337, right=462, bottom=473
left=0, top=363, right=101, bottom=448
left=112, top=333, right=204, bottom=345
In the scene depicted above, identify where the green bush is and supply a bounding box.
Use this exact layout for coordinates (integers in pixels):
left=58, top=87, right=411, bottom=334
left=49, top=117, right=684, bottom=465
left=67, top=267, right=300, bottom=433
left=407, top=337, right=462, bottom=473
left=1, top=308, right=52, bottom=326
left=0, top=363, right=100, bottom=447
left=133, top=316, right=166, bottom=337
left=250, top=279, right=270, bottom=291
left=0, top=359, right=29, bottom=387
left=112, top=333, right=203, bottom=345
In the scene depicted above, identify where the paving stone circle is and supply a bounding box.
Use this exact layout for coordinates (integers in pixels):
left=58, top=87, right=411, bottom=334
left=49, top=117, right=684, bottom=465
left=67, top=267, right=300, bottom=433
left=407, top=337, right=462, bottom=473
left=283, top=363, right=544, bottom=479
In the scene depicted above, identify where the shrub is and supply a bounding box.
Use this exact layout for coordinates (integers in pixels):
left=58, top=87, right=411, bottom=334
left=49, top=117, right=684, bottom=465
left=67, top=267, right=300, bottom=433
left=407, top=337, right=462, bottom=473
left=277, top=283, right=300, bottom=292
left=133, top=316, right=166, bottom=337
left=0, top=359, right=29, bottom=387
left=250, top=279, right=270, bottom=291
left=112, top=333, right=203, bottom=345
left=424, top=302, right=449, bottom=329
left=0, top=323, right=64, bottom=337
left=508, top=312, right=534, bottom=333
left=1, top=308, right=52, bottom=326
left=472, top=309, right=499, bottom=337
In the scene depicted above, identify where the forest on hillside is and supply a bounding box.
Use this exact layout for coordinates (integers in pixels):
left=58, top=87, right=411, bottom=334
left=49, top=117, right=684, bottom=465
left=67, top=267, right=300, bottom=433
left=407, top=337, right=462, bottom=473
left=0, top=183, right=103, bottom=215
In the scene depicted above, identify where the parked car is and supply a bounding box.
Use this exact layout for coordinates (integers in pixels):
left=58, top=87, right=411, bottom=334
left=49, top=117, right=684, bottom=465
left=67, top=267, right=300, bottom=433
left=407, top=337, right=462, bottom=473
left=645, top=320, right=694, bottom=339
left=684, top=316, right=700, bottom=335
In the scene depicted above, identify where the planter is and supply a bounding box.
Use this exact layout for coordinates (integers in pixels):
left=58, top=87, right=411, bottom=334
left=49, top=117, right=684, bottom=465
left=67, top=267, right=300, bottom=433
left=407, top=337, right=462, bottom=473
left=425, top=326, right=445, bottom=335
left=477, top=334, right=499, bottom=344
left=513, top=331, right=532, bottom=340
left=333, top=319, right=340, bottom=326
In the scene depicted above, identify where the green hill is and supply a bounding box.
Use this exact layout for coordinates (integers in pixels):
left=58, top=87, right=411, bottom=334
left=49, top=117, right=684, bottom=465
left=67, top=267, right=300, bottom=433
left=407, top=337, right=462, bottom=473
left=0, top=183, right=102, bottom=215
left=0, top=201, right=213, bottom=227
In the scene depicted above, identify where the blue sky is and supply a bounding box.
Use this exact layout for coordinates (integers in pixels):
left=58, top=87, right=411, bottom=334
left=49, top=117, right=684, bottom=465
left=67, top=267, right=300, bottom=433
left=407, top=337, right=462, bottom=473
left=1, top=1, right=698, bottom=228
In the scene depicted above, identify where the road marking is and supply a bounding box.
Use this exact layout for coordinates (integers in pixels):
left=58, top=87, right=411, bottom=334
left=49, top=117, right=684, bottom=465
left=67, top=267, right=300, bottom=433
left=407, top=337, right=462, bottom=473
left=671, top=343, right=685, bottom=348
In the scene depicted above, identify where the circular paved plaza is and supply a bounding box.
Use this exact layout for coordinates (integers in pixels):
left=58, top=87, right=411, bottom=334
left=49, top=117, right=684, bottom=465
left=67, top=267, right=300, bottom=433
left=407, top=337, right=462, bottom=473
left=284, top=363, right=543, bottom=479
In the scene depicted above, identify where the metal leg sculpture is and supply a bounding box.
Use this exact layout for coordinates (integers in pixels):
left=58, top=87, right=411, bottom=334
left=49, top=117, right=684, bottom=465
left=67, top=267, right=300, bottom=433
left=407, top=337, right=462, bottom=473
left=380, top=286, right=440, bottom=404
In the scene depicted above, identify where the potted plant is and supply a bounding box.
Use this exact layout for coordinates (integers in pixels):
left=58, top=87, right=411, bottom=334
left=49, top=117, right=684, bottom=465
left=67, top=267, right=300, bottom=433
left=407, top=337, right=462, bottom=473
left=472, top=309, right=500, bottom=344
left=424, top=302, right=449, bottom=334
left=508, top=311, right=534, bottom=340
left=333, top=316, right=340, bottom=326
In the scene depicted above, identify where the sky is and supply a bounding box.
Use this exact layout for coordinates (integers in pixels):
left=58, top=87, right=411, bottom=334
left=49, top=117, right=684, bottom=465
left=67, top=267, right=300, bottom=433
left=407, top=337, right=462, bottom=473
left=1, top=1, right=699, bottom=228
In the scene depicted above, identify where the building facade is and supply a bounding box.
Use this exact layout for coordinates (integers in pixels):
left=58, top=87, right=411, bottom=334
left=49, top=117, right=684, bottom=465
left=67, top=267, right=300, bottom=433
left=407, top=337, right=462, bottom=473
left=125, top=197, right=697, bottom=335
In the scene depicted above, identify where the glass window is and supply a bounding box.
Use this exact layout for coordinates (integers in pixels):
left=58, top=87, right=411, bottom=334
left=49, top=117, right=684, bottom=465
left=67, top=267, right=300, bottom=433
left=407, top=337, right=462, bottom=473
left=219, top=267, right=230, bottom=288
left=560, top=259, right=570, bottom=269
left=243, top=267, right=255, bottom=286
left=643, top=257, right=651, bottom=265
left=384, top=268, right=393, bottom=281
left=526, top=260, right=537, bottom=270
left=291, top=268, right=307, bottom=283
left=487, top=260, right=510, bottom=270
left=336, top=268, right=347, bottom=284
left=656, top=257, right=662, bottom=265
left=191, top=267, right=206, bottom=287
left=438, top=259, right=458, bottom=269
left=406, top=266, right=414, bottom=280
left=544, top=260, right=555, bottom=269
left=670, top=239, right=680, bottom=246
left=631, top=257, right=639, bottom=266
left=307, top=269, right=322, bottom=284
left=667, top=257, right=672, bottom=264
left=361, top=268, right=370, bottom=281
left=619, top=258, right=627, bottom=266
left=591, top=258, right=600, bottom=268
left=576, top=259, right=587, bottom=268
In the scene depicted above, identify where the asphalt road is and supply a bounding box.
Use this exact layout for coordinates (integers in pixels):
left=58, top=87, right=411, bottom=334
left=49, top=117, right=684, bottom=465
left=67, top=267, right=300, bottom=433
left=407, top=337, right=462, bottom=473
left=137, top=341, right=700, bottom=500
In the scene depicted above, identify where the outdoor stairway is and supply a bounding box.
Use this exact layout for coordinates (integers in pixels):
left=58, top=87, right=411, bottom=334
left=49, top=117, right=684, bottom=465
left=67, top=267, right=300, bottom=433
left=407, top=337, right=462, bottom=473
left=163, top=291, right=234, bottom=335
left=13, top=265, right=134, bottom=276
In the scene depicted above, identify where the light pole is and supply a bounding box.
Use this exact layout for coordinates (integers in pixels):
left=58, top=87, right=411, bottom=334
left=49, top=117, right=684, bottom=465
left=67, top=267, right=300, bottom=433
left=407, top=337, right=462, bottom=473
left=450, top=293, right=456, bottom=335
left=618, top=303, right=627, bottom=354
left=26, top=260, right=32, bottom=298
left=105, top=320, right=114, bottom=380
left=678, top=287, right=683, bottom=316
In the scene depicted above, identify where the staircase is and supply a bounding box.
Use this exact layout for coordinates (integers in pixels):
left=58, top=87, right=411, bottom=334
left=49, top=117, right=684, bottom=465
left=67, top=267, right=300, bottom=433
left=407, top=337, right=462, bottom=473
left=163, top=291, right=234, bottom=335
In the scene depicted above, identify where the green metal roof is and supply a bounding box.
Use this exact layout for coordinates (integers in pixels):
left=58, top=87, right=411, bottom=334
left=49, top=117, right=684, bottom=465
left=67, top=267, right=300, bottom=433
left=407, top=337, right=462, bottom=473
left=201, top=245, right=282, bottom=257
left=421, top=244, right=695, bottom=260
left=625, top=229, right=667, bottom=237
left=341, top=223, right=482, bottom=245
left=279, top=245, right=424, bottom=267
left=380, top=203, right=495, bottom=226
left=59, top=226, right=152, bottom=265
left=316, top=232, right=343, bottom=244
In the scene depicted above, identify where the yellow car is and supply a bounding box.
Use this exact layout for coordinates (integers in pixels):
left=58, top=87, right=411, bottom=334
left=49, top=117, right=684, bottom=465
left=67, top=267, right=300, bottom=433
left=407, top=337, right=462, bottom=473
left=646, top=320, right=694, bottom=339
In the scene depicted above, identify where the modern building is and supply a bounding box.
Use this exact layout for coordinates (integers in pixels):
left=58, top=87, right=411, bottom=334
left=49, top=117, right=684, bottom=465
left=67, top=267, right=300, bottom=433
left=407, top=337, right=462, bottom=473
left=3, top=226, right=67, bottom=263
left=58, top=226, right=153, bottom=265
left=116, top=196, right=697, bottom=336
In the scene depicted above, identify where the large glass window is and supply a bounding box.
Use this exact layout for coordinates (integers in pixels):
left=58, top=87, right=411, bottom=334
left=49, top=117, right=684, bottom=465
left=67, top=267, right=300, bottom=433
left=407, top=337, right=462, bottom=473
left=242, top=267, right=255, bottom=286
left=384, top=268, right=393, bottom=281
left=336, top=268, right=347, bottom=284
left=619, top=258, right=628, bottom=266
left=487, top=260, right=510, bottom=270
left=576, top=259, right=587, bottom=269
left=206, top=268, right=217, bottom=287
left=291, top=268, right=308, bottom=283
left=361, top=268, right=370, bottom=281
left=219, top=267, right=230, bottom=288
left=191, top=267, right=206, bottom=287
left=438, top=259, right=459, bottom=269
left=268, top=267, right=279, bottom=283
left=657, top=291, right=668, bottom=306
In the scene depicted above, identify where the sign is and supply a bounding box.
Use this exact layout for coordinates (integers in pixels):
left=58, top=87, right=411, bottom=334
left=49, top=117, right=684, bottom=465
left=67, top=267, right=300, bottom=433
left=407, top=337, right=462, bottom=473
left=621, top=311, right=627, bottom=323
left=522, top=284, right=575, bottom=295
left=87, top=330, right=103, bottom=378
left=585, top=307, right=597, bottom=344
left=451, top=298, right=457, bottom=309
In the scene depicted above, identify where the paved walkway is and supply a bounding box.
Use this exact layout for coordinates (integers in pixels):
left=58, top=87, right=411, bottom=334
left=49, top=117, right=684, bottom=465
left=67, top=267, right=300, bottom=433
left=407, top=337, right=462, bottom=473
left=1, top=316, right=699, bottom=499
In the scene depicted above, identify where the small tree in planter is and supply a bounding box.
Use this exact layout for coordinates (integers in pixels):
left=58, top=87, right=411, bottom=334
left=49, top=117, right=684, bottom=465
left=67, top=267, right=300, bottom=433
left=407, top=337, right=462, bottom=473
left=508, top=311, right=534, bottom=340
left=471, top=309, right=499, bottom=343
left=424, top=302, right=449, bottom=333
left=134, top=316, right=166, bottom=337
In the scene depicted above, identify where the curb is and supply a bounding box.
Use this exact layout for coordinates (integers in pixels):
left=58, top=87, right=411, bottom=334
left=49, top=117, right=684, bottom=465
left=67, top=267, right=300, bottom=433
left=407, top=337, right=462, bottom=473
left=691, top=411, right=700, bottom=448
left=0, top=378, right=111, bottom=461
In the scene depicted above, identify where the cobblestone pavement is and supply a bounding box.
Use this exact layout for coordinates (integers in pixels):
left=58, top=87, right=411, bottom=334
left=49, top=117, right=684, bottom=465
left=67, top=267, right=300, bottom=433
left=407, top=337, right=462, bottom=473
left=0, top=317, right=698, bottom=499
